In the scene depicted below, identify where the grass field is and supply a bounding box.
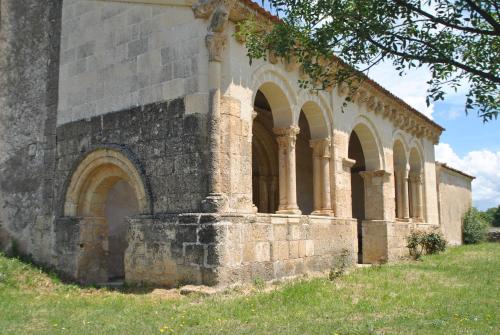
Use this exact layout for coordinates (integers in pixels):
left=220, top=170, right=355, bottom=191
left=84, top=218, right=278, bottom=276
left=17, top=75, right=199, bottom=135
left=0, top=243, right=498, bottom=334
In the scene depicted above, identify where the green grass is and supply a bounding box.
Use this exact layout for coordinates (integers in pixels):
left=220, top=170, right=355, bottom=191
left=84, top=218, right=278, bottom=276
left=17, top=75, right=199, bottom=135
left=1, top=244, right=499, bottom=334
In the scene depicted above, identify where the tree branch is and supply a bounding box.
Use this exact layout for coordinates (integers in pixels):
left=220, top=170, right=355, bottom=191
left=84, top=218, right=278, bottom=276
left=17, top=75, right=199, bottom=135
left=464, top=0, right=500, bottom=32
left=394, top=0, right=499, bottom=35
left=366, top=36, right=500, bottom=83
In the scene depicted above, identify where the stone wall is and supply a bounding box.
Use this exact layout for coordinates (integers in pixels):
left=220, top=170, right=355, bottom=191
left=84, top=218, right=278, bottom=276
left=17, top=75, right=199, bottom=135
left=58, top=0, right=207, bottom=125
left=0, top=0, right=62, bottom=260
left=436, top=163, right=474, bottom=245
left=125, top=213, right=358, bottom=287
left=55, top=99, right=208, bottom=214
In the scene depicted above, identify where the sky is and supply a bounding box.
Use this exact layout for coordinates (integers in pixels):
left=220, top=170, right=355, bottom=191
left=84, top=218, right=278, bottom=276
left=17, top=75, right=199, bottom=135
left=368, top=62, right=500, bottom=210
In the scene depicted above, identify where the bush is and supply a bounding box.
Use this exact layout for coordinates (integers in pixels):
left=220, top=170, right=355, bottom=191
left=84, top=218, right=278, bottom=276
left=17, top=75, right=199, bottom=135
left=463, top=208, right=488, bottom=244
left=407, top=230, right=447, bottom=260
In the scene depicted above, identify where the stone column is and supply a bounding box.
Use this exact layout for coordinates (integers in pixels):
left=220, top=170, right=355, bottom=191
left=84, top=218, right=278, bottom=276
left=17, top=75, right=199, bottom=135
left=310, top=138, right=333, bottom=215
left=402, top=168, right=410, bottom=219
left=394, top=166, right=410, bottom=220
left=410, top=172, right=424, bottom=221
left=195, top=2, right=234, bottom=213
left=274, top=126, right=301, bottom=215
left=311, top=143, right=322, bottom=213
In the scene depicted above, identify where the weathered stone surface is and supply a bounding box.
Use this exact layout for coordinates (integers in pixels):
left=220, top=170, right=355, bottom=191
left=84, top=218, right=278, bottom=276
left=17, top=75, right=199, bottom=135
left=0, top=0, right=62, bottom=262
left=55, top=99, right=209, bottom=215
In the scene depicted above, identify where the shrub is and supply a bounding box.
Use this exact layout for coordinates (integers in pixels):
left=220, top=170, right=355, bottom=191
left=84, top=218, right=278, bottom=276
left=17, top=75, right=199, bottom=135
left=407, top=230, right=447, bottom=260
left=422, top=231, right=447, bottom=254
left=463, top=208, right=488, bottom=244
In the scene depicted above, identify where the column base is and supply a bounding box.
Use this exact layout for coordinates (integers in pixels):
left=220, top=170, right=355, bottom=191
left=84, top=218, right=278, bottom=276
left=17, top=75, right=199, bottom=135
left=276, top=207, right=302, bottom=215
left=201, top=193, right=228, bottom=213
left=311, top=210, right=334, bottom=216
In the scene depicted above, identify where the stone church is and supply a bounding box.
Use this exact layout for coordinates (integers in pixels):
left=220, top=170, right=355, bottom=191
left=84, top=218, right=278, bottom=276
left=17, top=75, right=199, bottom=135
left=0, top=0, right=473, bottom=287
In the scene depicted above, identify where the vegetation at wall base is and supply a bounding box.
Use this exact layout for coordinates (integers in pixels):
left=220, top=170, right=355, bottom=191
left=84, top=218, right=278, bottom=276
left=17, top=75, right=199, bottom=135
left=463, top=207, right=489, bottom=244
left=406, top=229, right=447, bottom=260
left=1, top=244, right=499, bottom=334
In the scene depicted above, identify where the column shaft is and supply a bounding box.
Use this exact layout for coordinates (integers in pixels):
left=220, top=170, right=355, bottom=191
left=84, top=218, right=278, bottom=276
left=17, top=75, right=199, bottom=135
left=275, top=127, right=300, bottom=214
left=402, top=172, right=410, bottom=219
left=321, top=156, right=332, bottom=213
left=312, top=153, right=321, bottom=212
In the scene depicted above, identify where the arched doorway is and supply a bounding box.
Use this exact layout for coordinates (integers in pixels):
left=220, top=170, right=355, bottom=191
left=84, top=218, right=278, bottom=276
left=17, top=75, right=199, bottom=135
left=348, top=131, right=366, bottom=262
left=252, top=90, right=279, bottom=213
left=64, top=149, right=148, bottom=284
left=409, top=147, right=424, bottom=221
left=348, top=122, right=383, bottom=263
left=104, top=180, right=139, bottom=281
left=393, top=140, right=409, bottom=220
left=296, top=111, right=314, bottom=215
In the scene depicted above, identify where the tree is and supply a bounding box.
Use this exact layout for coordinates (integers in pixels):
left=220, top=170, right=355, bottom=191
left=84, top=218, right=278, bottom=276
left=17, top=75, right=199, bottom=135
left=238, top=0, right=499, bottom=121
left=492, top=205, right=500, bottom=227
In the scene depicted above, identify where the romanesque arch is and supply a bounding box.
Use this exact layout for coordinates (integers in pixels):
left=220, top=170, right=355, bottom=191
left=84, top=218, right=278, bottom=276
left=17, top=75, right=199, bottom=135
left=63, top=148, right=149, bottom=283
left=251, top=65, right=297, bottom=128
left=348, top=121, right=384, bottom=263
left=393, top=139, right=409, bottom=219
left=409, top=146, right=425, bottom=221
left=297, top=100, right=332, bottom=215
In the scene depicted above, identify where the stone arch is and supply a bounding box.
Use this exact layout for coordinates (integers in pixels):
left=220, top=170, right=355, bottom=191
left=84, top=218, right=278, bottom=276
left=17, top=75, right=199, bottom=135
left=299, top=100, right=330, bottom=139
left=251, top=65, right=297, bottom=127
left=64, top=148, right=149, bottom=217
left=408, top=146, right=425, bottom=220
left=62, top=148, right=151, bottom=283
left=409, top=146, right=423, bottom=172
left=393, top=139, right=408, bottom=219
left=349, top=119, right=384, bottom=171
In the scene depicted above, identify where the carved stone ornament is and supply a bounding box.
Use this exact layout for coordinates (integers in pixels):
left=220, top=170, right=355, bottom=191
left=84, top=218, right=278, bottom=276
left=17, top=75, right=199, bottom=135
left=193, top=0, right=236, bottom=62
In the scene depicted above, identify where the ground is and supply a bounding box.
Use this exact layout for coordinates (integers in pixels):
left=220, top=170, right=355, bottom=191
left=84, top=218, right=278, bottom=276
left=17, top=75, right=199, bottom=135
left=0, top=244, right=498, bottom=335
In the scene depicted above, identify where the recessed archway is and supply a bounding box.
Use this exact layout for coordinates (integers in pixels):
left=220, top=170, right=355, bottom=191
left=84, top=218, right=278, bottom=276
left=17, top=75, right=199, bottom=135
left=348, top=122, right=382, bottom=263
left=252, top=90, right=280, bottom=213
left=393, top=140, right=408, bottom=219
left=409, top=147, right=424, bottom=220
left=64, top=149, right=149, bottom=283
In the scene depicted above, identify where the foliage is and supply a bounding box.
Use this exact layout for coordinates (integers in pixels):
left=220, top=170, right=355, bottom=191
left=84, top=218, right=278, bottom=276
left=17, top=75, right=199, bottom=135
left=481, top=205, right=500, bottom=227
left=253, top=276, right=266, bottom=290
left=463, top=207, right=489, bottom=244
left=407, top=229, right=447, bottom=260
left=328, top=248, right=351, bottom=280
left=237, top=0, right=500, bottom=121
left=1, top=245, right=500, bottom=334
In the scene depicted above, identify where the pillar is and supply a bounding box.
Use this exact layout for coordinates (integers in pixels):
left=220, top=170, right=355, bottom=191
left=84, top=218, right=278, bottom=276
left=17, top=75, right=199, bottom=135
left=274, top=126, right=301, bottom=215
left=339, top=158, right=356, bottom=218
left=394, top=166, right=410, bottom=220
left=199, top=3, right=232, bottom=213
left=310, top=138, right=333, bottom=215
left=359, top=170, right=394, bottom=221
left=410, top=172, right=424, bottom=221
left=402, top=168, right=410, bottom=219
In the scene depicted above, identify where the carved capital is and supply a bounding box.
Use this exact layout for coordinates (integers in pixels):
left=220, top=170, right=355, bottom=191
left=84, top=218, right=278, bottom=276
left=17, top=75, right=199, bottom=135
left=310, top=137, right=331, bottom=158
left=274, top=126, right=300, bottom=149
left=193, top=0, right=236, bottom=62
left=206, top=32, right=228, bottom=62
left=409, top=172, right=422, bottom=183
